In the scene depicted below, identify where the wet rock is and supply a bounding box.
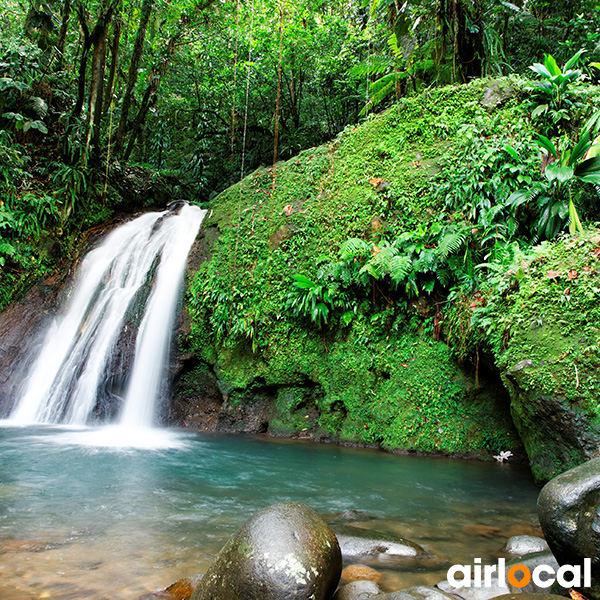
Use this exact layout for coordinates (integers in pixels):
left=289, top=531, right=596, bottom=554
left=140, top=575, right=203, bottom=600
left=334, top=525, right=428, bottom=563
left=502, top=536, right=549, bottom=556
left=492, top=595, right=566, bottom=600
left=437, top=576, right=511, bottom=600
left=333, top=580, right=381, bottom=600
left=341, top=564, right=382, bottom=584
left=191, top=502, right=342, bottom=600
left=374, top=585, right=458, bottom=600
left=538, top=457, right=600, bottom=599
left=506, top=552, right=559, bottom=595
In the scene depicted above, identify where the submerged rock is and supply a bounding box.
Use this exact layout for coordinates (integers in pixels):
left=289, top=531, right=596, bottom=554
left=190, top=502, right=341, bottom=600
left=502, top=536, right=549, bottom=556
left=335, top=525, right=428, bottom=563
left=538, top=457, right=600, bottom=599
left=341, top=564, right=382, bottom=583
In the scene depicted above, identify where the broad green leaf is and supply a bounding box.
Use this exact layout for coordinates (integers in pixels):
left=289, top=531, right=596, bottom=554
left=504, top=145, right=520, bottom=161
left=291, top=274, right=315, bottom=289
left=535, top=134, right=557, bottom=157
left=529, top=62, right=552, bottom=79
left=568, top=199, right=584, bottom=235
left=569, top=131, right=591, bottom=166
left=543, top=53, right=561, bottom=77
left=545, top=164, right=573, bottom=183
left=531, top=104, right=548, bottom=118
left=563, top=49, right=585, bottom=71
left=507, top=190, right=530, bottom=207
left=574, top=156, right=600, bottom=183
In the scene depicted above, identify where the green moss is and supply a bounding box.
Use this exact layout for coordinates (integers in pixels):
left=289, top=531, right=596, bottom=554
left=183, top=77, right=539, bottom=461
left=472, top=229, right=600, bottom=481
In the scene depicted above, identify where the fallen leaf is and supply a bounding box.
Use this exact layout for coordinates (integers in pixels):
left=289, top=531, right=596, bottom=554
left=282, top=204, right=294, bottom=216
left=546, top=270, right=561, bottom=279
left=371, top=245, right=380, bottom=256
left=592, top=247, right=600, bottom=259
left=570, top=589, right=589, bottom=600
left=369, top=177, right=383, bottom=187
left=568, top=269, right=578, bottom=280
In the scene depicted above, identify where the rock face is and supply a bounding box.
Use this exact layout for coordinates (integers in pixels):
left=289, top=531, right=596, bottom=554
left=191, top=502, right=342, bottom=600
left=537, top=457, right=600, bottom=600
left=0, top=278, right=66, bottom=416
left=503, top=357, right=600, bottom=484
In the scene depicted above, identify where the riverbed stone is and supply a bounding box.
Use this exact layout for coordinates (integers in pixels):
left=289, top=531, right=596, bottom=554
left=334, top=525, right=428, bottom=563
left=502, top=536, right=549, bottom=556
left=437, top=576, right=511, bottom=600
left=506, top=552, right=559, bottom=594
left=190, top=502, right=342, bottom=600
left=341, top=564, right=382, bottom=583
left=373, top=586, right=458, bottom=600
left=537, top=457, right=600, bottom=599
left=492, top=595, right=566, bottom=600
left=333, top=580, right=381, bottom=600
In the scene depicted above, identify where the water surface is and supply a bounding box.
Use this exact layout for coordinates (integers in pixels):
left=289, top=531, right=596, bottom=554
left=0, top=425, right=540, bottom=599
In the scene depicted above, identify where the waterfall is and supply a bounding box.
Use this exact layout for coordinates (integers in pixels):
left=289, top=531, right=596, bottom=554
left=10, top=204, right=205, bottom=427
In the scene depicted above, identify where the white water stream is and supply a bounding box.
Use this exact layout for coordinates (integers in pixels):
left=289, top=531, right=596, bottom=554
left=10, top=204, right=205, bottom=428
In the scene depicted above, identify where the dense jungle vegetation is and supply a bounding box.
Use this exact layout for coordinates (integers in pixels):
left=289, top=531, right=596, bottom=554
left=2, top=0, right=600, bottom=478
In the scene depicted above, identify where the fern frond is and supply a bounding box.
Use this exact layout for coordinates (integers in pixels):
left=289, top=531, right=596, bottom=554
left=389, top=255, right=412, bottom=286
left=437, top=232, right=467, bottom=258
left=339, top=238, right=370, bottom=261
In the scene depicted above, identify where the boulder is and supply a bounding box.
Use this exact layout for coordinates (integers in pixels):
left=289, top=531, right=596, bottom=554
left=334, top=525, right=428, bottom=563
left=502, top=536, right=549, bottom=556
left=190, top=502, right=342, bottom=600
left=538, top=457, right=600, bottom=599
left=333, top=580, right=381, bottom=600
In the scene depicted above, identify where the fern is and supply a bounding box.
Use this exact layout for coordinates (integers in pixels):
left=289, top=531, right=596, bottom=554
left=389, top=255, right=412, bottom=286
left=437, top=232, right=467, bottom=258
left=339, top=238, right=370, bottom=261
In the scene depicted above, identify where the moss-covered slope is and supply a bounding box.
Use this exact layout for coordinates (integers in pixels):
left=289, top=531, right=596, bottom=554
left=177, top=77, right=536, bottom=460
left=474, top=230, right=600, bottom=482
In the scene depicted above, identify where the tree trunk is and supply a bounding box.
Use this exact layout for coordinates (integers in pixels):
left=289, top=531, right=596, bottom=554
left=55, top=0, right=71, bottom=71
left=103, top=17, right=122, bottom=116
left=86, top=26, right=108, bottom=156
left=114, top=0, right=155, bottom=157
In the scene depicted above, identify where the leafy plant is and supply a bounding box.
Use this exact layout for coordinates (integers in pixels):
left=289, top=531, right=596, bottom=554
left=507, top=130, right=600, bottom=238
left=528, top=50, right=586, bottom=134
left=286, top=274, right=355, bottom=329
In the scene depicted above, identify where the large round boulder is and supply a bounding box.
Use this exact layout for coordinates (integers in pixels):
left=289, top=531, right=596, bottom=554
left=191, top=502, right=342, bottom=600
left=537, top=457, right=600, bottom=599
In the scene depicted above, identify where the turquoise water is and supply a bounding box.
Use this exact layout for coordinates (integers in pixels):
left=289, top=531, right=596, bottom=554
left=0, top=425, right=540, bottom=599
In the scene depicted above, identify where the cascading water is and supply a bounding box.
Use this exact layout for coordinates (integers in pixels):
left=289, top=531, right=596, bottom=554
left=9, top=203, right=205, bottom=428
